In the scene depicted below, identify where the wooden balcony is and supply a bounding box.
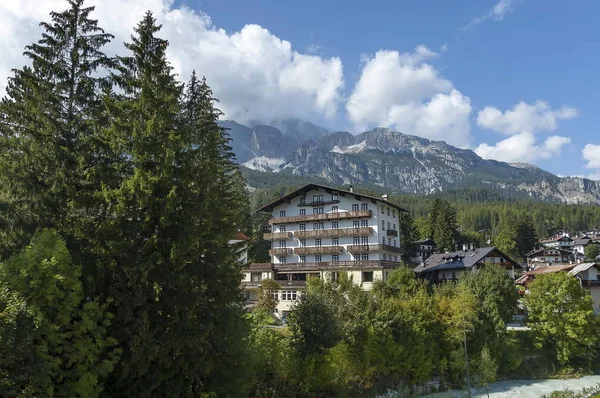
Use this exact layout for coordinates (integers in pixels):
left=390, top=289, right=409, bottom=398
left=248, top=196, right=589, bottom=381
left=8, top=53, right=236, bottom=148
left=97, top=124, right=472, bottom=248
left=347, top=244, right=404, bottom=254
left=269, top=248, right=293, bottom=256
left=263, top=232, right=293, bottom=240
left=582, top=279, right=600, bottom=287
left=269, top=210, right=372, bottom=225
left=298, top=199, right=340, bottom=207
left=273, top=260, right=398, bottom=271
left=386, top=230, right=398, bottom=237
left=294, top=246, right=344, bottom=255
left=294, top=227, right=373, bottom=239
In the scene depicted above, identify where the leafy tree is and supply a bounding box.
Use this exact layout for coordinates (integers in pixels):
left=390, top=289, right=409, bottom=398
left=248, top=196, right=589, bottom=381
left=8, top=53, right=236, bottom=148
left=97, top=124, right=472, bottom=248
left=0, top=230, right=118, bottom=397
left=413, top=216, right=432, bottom=241
left=0, top=0, right=114, bottom=261
left=256, top=278, right=280, bottom=314
left=429, top=199, right=457, bottom=251
left=474, top=345, right=498, bottom=398
left=585, top=244, right=600, bottom=260
left=525, top=273, right=599, bottom=367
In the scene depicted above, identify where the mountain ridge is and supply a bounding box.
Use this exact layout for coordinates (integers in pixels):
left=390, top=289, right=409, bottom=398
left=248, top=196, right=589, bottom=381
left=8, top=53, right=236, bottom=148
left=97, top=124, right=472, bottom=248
left=219, top=120, right=600, bottom=204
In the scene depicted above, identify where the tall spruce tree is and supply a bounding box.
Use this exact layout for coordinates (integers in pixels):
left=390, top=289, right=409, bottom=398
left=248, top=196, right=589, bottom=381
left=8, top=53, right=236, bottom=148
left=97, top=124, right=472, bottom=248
left=100, top=13, right=249, bottom=396
left=0, top=0, right=113, bottom=261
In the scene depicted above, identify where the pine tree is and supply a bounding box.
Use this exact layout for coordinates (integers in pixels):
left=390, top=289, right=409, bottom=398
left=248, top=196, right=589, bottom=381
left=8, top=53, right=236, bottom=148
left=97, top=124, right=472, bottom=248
left=99, top=14, right=249, bottom=396
left=0, top=0, right=114, bottom=261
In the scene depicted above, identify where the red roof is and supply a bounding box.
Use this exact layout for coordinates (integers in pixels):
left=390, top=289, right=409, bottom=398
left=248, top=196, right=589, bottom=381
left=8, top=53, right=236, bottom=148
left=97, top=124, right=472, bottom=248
left=233, top=231, right=250, bottom=241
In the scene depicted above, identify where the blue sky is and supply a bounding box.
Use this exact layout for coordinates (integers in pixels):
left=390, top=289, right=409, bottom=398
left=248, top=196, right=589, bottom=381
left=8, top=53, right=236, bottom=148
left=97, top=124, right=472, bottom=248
left=3, top=0, right=600, bottom=178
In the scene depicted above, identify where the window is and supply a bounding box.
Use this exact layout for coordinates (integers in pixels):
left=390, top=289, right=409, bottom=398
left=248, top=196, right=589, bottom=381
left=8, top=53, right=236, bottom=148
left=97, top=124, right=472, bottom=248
left=280, top=225, right=286, bottom=232
left=279, top=257, right=286, bottom=263
left=362, top=271, right=373, bottom=282
left=381, top=205, right=384, bottom=213
left=300, top=209, right=306, bottom=216
left=313, top=223, right=319, bottom=230
left=315, top=238, right=322, bottom=247
left=332, top=193, right=338, bottom=201
left=317, top=207, right=324, bottom=214
left=394, top=239, right=397, bottom=247
left=387, top=207, right=390, bottom=216
left=300, top=197, right=305, bottom=204
left=279, top=241, right=286, bottom=248
left=313, top=195, right=318, bottom=203
left=300, top=255, right=306, bottom=263
left=332, top=238, right=339, bottom=246
left=313, top=208, right=319, bottom=215
left=300, top=239, right=306, bottom=247
left=280, top=210, right=286, bottom=217
left=393, top=223, right=396, bottom=230
left=353, top=237, right=360, bottom=245
left=332, top=206, right=338, bottom=213
left=361, top=254, right=369, bottom=261
left=382, top=221, right=385, bottom=230
left=361, top=220, right=368, bottom=228
left=251, top=273, right=262, bottom=282
left=361, top=236, right=368, bottom=245
left=352, top=204, right=359, bottom=211
left=315, top=255, right=322, bottom=262
left=393, top=209, right=395, bottom=218
left=332, top=221, right=339, bottom=229
left=353, top=220, right=360, bottom=228
left=332, top=254, right=339, bottom=262
left=361, top=203, right=368, bottom=210
left=299, top=223, right=306, bottom=231
left=394, top=256, right=398, bottom=261
left=271, top=291, right=279, bottom=300
left=319, top=195, right=324, bottom=202
left=319, top=222, right=325, bottom=230
left=382, top=237, right=385, bottom=244
left=388, top=222, right=391, bottom=230
left=383, top=254, right=387, bottom=260
left=388, top=238, right=391, bottom=246
left=282, top=291, right=298, bottom=301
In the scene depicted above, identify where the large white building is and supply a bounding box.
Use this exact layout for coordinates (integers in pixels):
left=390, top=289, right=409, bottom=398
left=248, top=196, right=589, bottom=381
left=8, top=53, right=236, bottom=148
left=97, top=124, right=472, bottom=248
left=242, top=183, right=408, bottom=318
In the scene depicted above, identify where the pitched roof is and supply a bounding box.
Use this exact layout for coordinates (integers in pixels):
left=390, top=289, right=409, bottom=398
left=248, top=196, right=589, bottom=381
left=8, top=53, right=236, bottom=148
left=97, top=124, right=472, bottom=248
left=525, top=264, right=577, bottom=275
left=232, top=231, right=250, bottom=241
left=255, top=183, right=409, bottom=213
left=573, top=236, right=592, bottom=245
left=568, top=262, right=600, bottom=276
left=413, top=246, right=521, bottom=274
left=540, top=235, right=573, bottom=243
left=415, top=238, right=436, bottom=245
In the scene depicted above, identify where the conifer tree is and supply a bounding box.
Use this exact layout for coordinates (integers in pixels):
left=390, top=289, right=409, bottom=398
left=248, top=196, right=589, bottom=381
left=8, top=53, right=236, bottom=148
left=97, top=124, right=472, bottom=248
left=0, top=0, right=113, bottom=261
left=100, top=13, right=249, bottom=396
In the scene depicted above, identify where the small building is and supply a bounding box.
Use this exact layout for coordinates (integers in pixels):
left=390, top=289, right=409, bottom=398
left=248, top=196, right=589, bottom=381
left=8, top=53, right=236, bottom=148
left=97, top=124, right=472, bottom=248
left=410, top=238, right=437, bottom=263
left=516, top=263, right=600, bottom=313
left=413, top=246, right=521, bottom=283
left=539, top=235, right=574, bottom=250
left=573, top=236, right=593, bottom=255
left=525, top=247, right=575, bottom=267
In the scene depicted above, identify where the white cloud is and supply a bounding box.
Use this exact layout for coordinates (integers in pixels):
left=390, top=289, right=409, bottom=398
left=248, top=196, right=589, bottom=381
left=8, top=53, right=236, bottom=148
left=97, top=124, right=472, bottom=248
left=583, top=144, right=600, bottom=173
left=0, top=0, right=344, bottom=123
left=475, top=133, right=571, bottom=163
left=346, top=46, right=472, bottom=147
left=462, top=0, right=517, bottom=30
left=477, top=101, right=578, bottom=136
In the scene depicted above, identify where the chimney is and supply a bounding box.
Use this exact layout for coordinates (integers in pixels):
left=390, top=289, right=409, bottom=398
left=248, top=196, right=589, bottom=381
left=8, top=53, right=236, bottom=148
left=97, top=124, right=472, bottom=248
left=382, top=194, right=388, bottom=201
left=349, top=185, right=354, bottom=193
left=462, top=244, right=468, bottom=251
left=470, top=243, right=476, bottom=251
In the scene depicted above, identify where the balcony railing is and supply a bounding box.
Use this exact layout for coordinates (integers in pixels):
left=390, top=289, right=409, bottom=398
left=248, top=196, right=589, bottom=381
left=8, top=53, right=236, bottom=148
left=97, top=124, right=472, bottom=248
left=241, top=281, right=262, bottom=288
left=294, top=246, right=344, bottom=255
left=273, top=260, right=399, bottom=271
left=386, top=230, right=399, bottom=237
left=263, top=232, right=293, bottom=240
left=347, top=244, right=404, bottom=254
left=294, top=227, right=373, bottom=239
left=582, top=279, right=600, bottom=287
left=298, top=200, right=340, bottom=207
left=269, top=210, right=372, bottom=225
left=269, top=248, right=293, bottom=256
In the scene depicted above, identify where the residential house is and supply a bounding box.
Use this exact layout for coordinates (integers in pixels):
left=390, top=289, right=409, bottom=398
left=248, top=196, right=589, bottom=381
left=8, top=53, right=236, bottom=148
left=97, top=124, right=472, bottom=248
left=241, top=183, right=408, bottom=318
left=573, top=236, right=593, bottom=255
left=525, top=247, right=575, bottom=267
left=516, top=263, right=600, bottom=313
left=413, top=246, right=521, bottom=283
left=539, top=235, right=574, bottom=250
left=411, top=238, right=437, bottom=263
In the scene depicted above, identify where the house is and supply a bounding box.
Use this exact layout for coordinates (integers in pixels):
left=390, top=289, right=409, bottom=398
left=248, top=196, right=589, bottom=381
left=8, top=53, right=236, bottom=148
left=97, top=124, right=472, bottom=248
left=515, top=263, right=600, bottom=313
left=229, top=231, right=250, bottom=264
left=539, top=235, right=574, bottom=250
left=411, top=238, right=437, bottom=263
left=241, top=183, right=408, bottom=318
left=525, top=247, right=575, bottom=267
left=413, top=246, right=521, bottom=283
left=573, top=236, right=593, bottom=255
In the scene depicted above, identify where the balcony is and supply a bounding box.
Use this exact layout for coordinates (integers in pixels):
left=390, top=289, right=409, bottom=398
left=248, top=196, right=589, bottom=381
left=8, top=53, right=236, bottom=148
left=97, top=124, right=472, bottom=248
left=273, top=260, right=398, bottom=271
left=294, top=246, right=344, bottom=255
left=263, top=232, right=293, bottom=240
left=347, top=244, right=404, bottom=254
left=294, top=227, right=373, bottom=239
left=269, top=210, right=372, bottom=225
left=298, top=199, right=340, bottom=207
left=582, top=280, right=600, bottom=287
left=386, top=229, right=398, bottom=237
left=241, top=281, right=262, bottom=288
left=269, top=248, right=293, bottom=256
